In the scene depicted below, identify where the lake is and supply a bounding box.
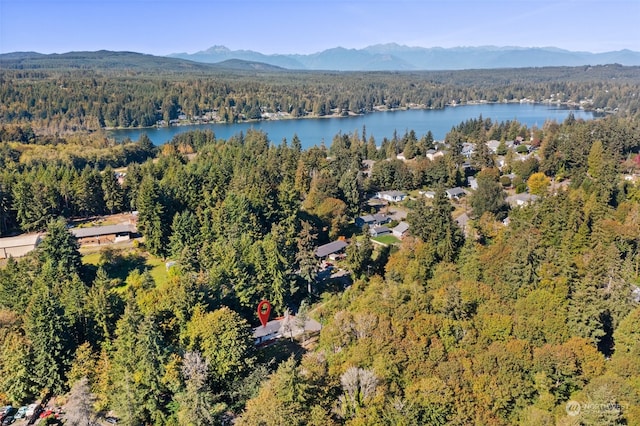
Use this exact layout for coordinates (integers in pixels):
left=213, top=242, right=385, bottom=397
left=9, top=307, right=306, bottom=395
left=107, top=103, right=595, bottom=149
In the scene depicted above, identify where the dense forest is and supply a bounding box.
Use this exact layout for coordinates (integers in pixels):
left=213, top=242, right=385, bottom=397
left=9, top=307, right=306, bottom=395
left=1, top=56, right=640, bottom=424
left=1, top=54, right=639, bottom=135
left=0, top=108, right=640, bottom=424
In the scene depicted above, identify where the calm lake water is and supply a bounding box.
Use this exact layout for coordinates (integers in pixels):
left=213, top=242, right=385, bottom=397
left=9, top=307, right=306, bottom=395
left=108, top=103, right=595, bottom=149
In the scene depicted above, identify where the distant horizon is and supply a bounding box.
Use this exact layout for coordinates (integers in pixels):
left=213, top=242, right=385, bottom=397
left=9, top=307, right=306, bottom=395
left=1, top=0, right=638, bottom=56
left=3, top=44, right=639, bottom=57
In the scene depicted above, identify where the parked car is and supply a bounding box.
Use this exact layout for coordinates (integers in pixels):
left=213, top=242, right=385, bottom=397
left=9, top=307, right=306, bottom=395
left=39, top=409, right=56, bottom=419
left=105, top=417, right=118, bottom=424
left=0, top=408, right=15, bottom=422
left=1, top=415, right=15, bottom=426
left=13, top=407, right=27, bottom=420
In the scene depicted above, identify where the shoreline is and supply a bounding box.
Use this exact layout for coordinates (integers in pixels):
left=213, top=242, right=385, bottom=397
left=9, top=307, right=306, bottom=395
left=103, top=99, right=599, bottom=132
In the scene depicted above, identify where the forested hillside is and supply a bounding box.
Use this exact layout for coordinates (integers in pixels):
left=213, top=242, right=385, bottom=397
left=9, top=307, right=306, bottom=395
left=0, top=107, right=640, bottom=424
left=1, top=53, right=639, bottom=136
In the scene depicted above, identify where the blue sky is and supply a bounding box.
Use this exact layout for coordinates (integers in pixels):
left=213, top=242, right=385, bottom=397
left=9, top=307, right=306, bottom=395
left=1, top=0, right=638, bottom=55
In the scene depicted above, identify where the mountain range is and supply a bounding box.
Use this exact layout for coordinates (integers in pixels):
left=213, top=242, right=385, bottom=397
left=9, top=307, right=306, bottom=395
left=169, top=44, right=640, bottom=71
left=0, top=50, right=285, bottom=72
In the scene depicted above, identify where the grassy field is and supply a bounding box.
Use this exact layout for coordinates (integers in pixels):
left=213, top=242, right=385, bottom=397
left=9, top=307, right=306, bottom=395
left=81, top=242, right=169, bottom=288
left=371, top=234, right=400, bottom=246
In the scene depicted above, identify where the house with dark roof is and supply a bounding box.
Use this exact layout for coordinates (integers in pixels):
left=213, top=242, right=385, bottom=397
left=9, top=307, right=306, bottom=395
left=315, top=240, right=348, bottom=259
left=356, top=213, right=390, bottom=228
left=71, top=224, right=137, bottom=245
left=369, top=226, right=391, bottom=237
left=446, top=187, right=466, bottom=200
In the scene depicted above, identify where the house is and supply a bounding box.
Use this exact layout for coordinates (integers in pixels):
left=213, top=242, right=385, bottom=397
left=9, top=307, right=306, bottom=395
left=253, top=315, right=322, bottom=346
left=506, top=193, right=539, bottom=207
left=421, top=190, right=436, bottom=199
left=446, top=187, right=466, bottom=200
left=356, top=213, right=390, bottom=228
left=370, top=226, right=391, bottom=237
left=0, top=233, right=42, bottom=259
left=253, top=318, right=284, bottom=346
left=377, top=190, right=407, bottom=202
left=71, top=224, right=137, bottom=245
left=392, top=222, right=410, bottom=238
left=487, top=139, right=519, bottom=154
left=315, top=240, right=348, bottom=259
left=426, top=149, right=445, bottom=161
left=461, top=143, right=475, bottom=158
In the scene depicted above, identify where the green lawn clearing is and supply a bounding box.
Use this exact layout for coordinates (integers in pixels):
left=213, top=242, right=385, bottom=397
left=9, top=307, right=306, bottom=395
left=371, top=235, right=400, bottom=246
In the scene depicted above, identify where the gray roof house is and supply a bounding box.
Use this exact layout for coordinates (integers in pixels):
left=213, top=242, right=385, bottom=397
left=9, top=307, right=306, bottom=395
left=71, top=224, right=137, bottom=245
left=356, top=213, right=390, bottom=228
left=392, top=222, right=410, bottom=238
left=446, top=187, right=466, bottom=200
left=315, top=240, right=348, bottom=258
left=370, top=226, right=391, bottom=237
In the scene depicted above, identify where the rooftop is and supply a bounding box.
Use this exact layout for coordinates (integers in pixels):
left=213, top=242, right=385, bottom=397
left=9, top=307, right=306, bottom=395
left=71, top=224, right=136, bottom=239
left=393, top=221, right=410, bottom=234
left=315, top=240, right=348, bottom=258
left=0, top=233, right=42, bottom=249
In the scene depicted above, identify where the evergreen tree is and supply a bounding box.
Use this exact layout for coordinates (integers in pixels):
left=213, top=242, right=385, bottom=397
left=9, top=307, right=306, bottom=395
left=73, top=166, right=105, bottom=217
left=136, top=176, right=168, bottom=257
left=471, top=140, right=495, bottom=169
left=407, top=189, right=464, bottom=262
left=38, top=217, right=82, bottom=276
left=24, top=279, right=72, bottom=396
left=110, top=299, right=167, bottom=425
left=296, top=221, right=318, bottom=295
left=102, top=166, right=124, bottom=214
left=169, top=210, right=201, bottom=265
left=470, top=168, right=507, bottom=220
left=345, top=235, right=373, bottom=277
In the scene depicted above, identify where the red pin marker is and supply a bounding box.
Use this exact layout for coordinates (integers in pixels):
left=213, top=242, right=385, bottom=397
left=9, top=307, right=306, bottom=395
left=257, top=300, right=271, bottom=327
